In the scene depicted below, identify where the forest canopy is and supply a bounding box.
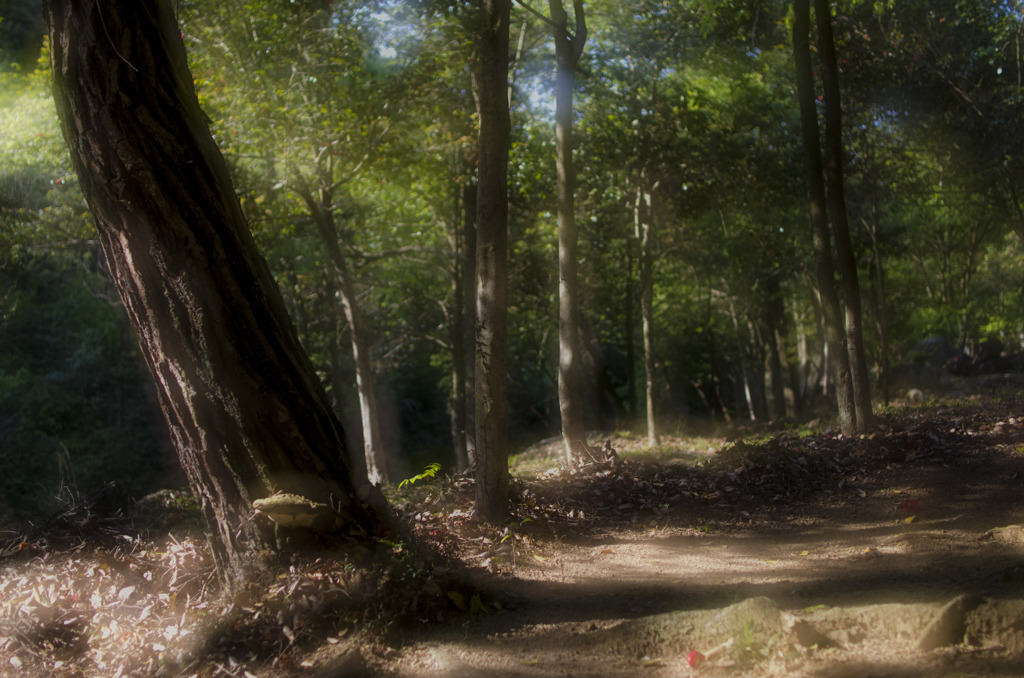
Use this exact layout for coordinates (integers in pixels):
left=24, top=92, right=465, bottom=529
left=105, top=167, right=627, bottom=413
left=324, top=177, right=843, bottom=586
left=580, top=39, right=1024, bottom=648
left=1, top=0, right=1022, bottom=520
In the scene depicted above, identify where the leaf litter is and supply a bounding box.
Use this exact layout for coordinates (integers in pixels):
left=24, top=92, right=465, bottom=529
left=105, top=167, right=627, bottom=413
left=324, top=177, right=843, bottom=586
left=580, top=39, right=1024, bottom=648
left=3, top=394, right=1024, bottom=676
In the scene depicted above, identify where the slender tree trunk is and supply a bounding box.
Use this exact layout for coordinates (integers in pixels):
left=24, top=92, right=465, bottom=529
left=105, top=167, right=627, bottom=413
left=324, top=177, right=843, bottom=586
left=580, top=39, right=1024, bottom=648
left=549, top=0, right=588, bottom=466
left=726, top=293, right=756, bottom=422
left=763, top=272, right=789, bottom=419
left=451, top=236, right=468, bottom=472
left=814, top=0, right=873, bottom=431
left=319, top=269, right=350, bottom=416
left=462, top=181, right=478, bottom=467
left=793, top=0, right=855, bottom=435
left=474, top=0, right=511, bottom=522
left=450, top=181, right=478, bottom=472
left=793, top=297, right=810, bottom=412
left=624, top=243, right=638, bottom=418
left=44, top=0, right=381, bottom=591
left=634, top=180, right=659, bottom=446
left=864, top=210, right=891, bottom=405
left=450, top=184, right=469, bottom=473
left=302, top=196, right=388, bottom=485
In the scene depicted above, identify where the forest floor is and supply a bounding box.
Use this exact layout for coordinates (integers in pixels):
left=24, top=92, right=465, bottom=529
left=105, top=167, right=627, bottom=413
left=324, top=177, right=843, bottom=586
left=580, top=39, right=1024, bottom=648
left=4, top=389, right=1024, bottom=677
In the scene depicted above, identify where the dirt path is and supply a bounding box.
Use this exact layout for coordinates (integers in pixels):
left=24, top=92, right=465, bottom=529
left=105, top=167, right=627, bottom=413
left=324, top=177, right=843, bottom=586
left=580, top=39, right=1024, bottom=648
left=373, top=400, right=1024, bottom=677
left=4, top=397, right=1024, bottom=677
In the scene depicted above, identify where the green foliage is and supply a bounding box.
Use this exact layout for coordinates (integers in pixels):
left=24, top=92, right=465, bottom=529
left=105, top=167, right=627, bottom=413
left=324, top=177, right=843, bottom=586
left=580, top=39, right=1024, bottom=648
left=0, top=61, right=177, bottom=523
left=0, top=257, right=178, bottom=521
left=0, top=0, right=46, bottom=72
left=468, top=592, right=487, bottom=615
left=0, top=60, right=92, bottom=263
left=398, top=462, right=442, bottom=489
left=4, top=0, right=1023, bottom=511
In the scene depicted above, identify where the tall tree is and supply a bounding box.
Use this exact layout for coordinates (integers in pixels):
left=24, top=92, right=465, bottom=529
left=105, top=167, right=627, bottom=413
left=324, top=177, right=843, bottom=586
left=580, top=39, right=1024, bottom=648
left=455, top=181, right=478, bottom=471
left=582, top=0, right=697, bottom=445
left=400, top=8, right=482, bottom=472
left=544, top=0, right=589, bottom=465
left=793, top=0, right=856, bottom=434
left=183, top=1, right=392, bottom=485
left=814, top=0, right=873, bottom=431
left=44, top=0, right=382, bottom=590
left=474, top=0, right=512, bottom=522
left=634, top=172, right=659, bottom=445
left=300, top=185, right=389, bottom=485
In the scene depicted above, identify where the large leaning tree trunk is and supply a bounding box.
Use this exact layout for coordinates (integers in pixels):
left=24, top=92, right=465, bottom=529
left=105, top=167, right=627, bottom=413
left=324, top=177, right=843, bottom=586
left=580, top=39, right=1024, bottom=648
left=549, top=0, right=589, bottom=467
left=44, top=0, right=383, bottom=591
left=814, top=0, right=873, bottom=432
left=473, top=0, right=512, bottom=523
left=792, top=0, right=856, bottom=435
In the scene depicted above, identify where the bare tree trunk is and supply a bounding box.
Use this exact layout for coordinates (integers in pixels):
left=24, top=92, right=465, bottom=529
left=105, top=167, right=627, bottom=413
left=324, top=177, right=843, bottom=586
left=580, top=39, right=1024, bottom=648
left=474, top=0, right=511, bottom=522
left=724, top=288, right=756, bottom=421
left=793, top=0, right=855, bottom=435
left=319, top=269, right=350, bottom=416
left=462, top=182, right=478, bottom=467
left=814, top=0, right=873, bottom=431
left=450, top=180, right=478, bottom=472
left=864, top=209, right=891, bottom=405
left=763, top=272, right=789, bottom=419
left=549, top=0, right=588, bottom=466
left=450, top=185, right=469, bottom=472
left=44, top=0, right=381, bottom=591
left=635, top=180, right=659, bottom=447
left=793, top=297, right=810, bottom=412
left=300, top=195, right=388, bottom=485
left=624, top=244, right=638, bottom=418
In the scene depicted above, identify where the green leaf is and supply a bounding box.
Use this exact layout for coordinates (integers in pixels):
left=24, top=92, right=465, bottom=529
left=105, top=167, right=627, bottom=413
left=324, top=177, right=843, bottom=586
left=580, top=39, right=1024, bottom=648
left=398, top=462, right=441, bottom=489
left=469, top=593, right=487, bottom=615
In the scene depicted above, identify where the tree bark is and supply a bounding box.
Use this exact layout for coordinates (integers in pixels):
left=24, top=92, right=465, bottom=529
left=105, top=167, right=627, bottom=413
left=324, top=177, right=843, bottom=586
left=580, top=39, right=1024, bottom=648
left=814, top=0, right=873, bottom=431
left=450, top=180, right=478, bottom=473
left=624, top=244, right=638, bottom=418
left=864, top=208, right=891, bottom=405
left=462, top=182, right=478, bottom=468
left=474, top=0, right=511, bottom=522
left=450, top=182, right=469, bottom=473
left=44, top=0, right=381, bottom=591
left=634, top=179, right=659, bottom=446
left=725, top=292, right=756, bottom=422
left=793, top=0, right=855, bottom=435
left=549, top=0, right=588, bottom=466
left=763, top=272, right=790, bottom=419
left=298, top=189, right=388, bottom=486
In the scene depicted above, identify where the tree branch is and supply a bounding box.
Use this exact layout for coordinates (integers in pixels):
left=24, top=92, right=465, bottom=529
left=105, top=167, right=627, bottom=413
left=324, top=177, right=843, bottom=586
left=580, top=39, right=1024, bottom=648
left=570, top=0, right=587, bottom=62
left=513, top=0, right=558, bottom=30
left=353, top=245, right=455, bottom=264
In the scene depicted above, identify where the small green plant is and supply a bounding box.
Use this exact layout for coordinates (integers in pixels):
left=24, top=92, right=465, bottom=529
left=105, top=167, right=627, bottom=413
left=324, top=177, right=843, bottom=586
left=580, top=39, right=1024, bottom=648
left=378, top=538, right=406, bottom=554
left=469, top=592, right=487, bottom=614
left=398, top=462, right=441, bottom=489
